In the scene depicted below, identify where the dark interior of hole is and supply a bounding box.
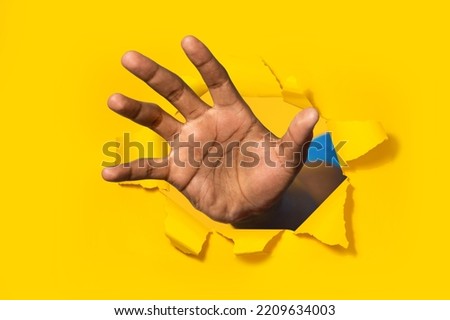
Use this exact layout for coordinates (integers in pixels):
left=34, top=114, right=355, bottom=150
left=232, top=161, right=347, bottom=230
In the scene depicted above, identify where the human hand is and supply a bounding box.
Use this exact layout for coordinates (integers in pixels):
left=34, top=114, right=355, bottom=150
left=102, top=36, right=319, bottom=223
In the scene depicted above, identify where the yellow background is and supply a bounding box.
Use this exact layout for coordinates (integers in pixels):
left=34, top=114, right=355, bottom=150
left=1, top=0, right=449, bottom=298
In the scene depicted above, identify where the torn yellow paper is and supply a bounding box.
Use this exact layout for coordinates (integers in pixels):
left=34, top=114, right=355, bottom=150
left=164, top=196, right=211, bottom=255
left=220, top=55, right=281, bottom=97
left=281, top=76, right=314, bottom=110
left=261, top=60, right=313, bottom=109
left=160, top=184, right=283, bottom=255
left=215, top=223, right=283, bottom=255
left=282, top=89, right=314, bottom=110
left=119, top=179, right=169, bottom=190
left=327, top=120, right=388, bottom=162
left=276, top=82, right=329, bottom=136
left=222, top=230, right=283, bottom=255
left=243, top=97, right=306, bottom=137
left=295, top=178, right=350, bottom=248
left=160, top=186, right=216, bottom=230
left=112, top=57, right=387, bottom=256
left=275, top=73, right=387, bottom=164
left=159, top=186, right=215, bottom=255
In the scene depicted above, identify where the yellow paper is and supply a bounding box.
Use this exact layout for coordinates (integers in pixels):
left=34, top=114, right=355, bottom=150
left=2, top=0, right=439, bottom=299
left=217, top=229, right=283, bottom=255
left=116, top=128, right=169, bottom=190
left=164, top=196, right=210, bottom=255
left=327, top=120, right=388, bottom=162
left=295, top=179, right=350, bottom=247
left=281, top=76, right=315, bottom=109
left=181, top=75, right=208, bottom=97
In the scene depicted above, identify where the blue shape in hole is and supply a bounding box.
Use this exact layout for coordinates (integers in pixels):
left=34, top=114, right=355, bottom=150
left=306, top=132, right=341, bottom=167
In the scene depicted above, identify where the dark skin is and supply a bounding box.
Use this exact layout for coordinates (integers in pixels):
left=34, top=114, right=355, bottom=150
left=102, top=36, right=319, bottom=223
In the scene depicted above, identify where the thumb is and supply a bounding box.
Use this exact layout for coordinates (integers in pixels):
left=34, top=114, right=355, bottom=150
left=280, top=107, right=319, bottom=165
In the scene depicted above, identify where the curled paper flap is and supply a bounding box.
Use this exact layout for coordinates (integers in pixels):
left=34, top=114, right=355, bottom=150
left=164, top=196, right=211, bottom=255
left=295, top=178, right=350, bottom=248
left=216, top=226, right=283, bottom=255
left=326, top=120, right=388, bottom=162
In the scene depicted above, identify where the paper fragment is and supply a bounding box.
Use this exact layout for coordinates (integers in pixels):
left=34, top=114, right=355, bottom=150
left=216, top=226, right=283, bottom=255
left=242, top=96, right=307, bottom=137
left=295, top=178, right=350, bottom=248
left=281, top=76, right=314, bottom=109
left=326, top=120, right=388, bottom=162
left=277, top=82, right=329, bottom=135
left=164, top=197, right=211, bottom=255
left=219, top=56, right=281, bottom=97
left=159, top=187, right=216, bottom=256
left=161, top=187, right=282, bottom=255
left=230, top=230, right=283, bottom=255
left=119, top=180, right=169, bottom=190
left=161, top=185, right=283, bottom=255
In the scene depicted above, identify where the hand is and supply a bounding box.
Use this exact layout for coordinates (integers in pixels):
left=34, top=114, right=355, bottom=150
left=102, top=36, right=319, bottom=223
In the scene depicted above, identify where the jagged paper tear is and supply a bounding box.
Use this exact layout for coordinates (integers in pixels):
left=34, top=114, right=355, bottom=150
left=326, top=120, right=388, bottom=162
left=164, top=196, right=211, bottom=255
left=111, top=58, right=388, bottom=255
left=217, top=229, right=283, bottom=255
left=295, top=178, right=350, bottom=247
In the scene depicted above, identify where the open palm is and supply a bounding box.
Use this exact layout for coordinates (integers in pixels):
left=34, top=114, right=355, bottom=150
left=102, top=36, right=319, bottom=223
